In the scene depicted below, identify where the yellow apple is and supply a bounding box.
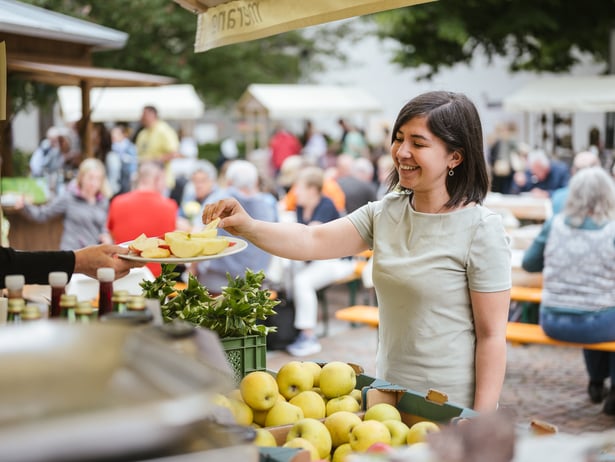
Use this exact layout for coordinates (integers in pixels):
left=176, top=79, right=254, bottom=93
left=363, top=403, right=401, bottom=422
left=289, top=390, right=326, bottom=419
left=406, top=421, right=440, bottom=445
left=325, top=395, right=360, bottom=416
left=169, top=237, right=206, bottom=258
left=301, top=361, right=322, bottom=387
left=331, top=443, right=353, bottom=462
left=283, top=437, right=319, bottom=461
left=227, top=389, right=243, bottom=402
left=211, top=393, right=233, bottom=411
left=349, top=420, right=391, bottom=452
left=286, top=418, right=332, bottom=459
left=319, top=362, right=356, bottom=399
left=324, top=411, right=362, bottom=448
left=252, top=409, right=269, bottom=427
left=240, top=371, right=279, bottom=411
left=276, top=360, right=314, bottom=400
left=264, top=401, right=304, bottom=427
left=350, top=389, right=362, bottom=405
left=229, top=398, right=253, bottom=426
left=277, top=393, right=287, bottom=402
left=253, top=428, right=277, bottom=447
left=383, top=419, right=410, bottom=446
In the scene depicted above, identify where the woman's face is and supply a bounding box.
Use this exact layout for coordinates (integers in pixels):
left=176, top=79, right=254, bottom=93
left=80, top=168, right=104, bottom=197
left=391, top=116, right=456, bottom=194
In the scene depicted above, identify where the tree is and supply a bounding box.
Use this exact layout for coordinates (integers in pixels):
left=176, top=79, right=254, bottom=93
left=372, top=0, right=615, bottom=79
left=19, top=0, right=352, bottom=107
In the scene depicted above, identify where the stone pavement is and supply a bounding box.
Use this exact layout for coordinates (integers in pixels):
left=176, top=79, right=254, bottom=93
left=266, top=285, right=615, bottom=435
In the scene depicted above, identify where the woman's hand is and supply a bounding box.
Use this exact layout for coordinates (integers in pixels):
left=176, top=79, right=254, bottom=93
left=202, top=198, right=254, bottom=236
left=74, top=244, right=143, bottom=279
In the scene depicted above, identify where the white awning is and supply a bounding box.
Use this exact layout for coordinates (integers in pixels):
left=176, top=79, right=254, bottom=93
left=174, top=0, right=434, bottom=52
left=503, top=75, right=615, bottom=113
left=57, top=84, right=205, bottom=122
left=236, top=83, right=382, bottom=120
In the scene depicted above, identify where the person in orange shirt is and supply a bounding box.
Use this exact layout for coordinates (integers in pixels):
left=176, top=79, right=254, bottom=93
left=278, top=155, right=346, bottom=213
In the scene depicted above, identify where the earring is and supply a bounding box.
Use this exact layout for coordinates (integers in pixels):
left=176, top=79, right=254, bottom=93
left=448, top=168, right=455, bottom=177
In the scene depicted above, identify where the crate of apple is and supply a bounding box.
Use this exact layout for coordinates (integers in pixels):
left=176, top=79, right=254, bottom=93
left=210, top=361, right=441, bottom=462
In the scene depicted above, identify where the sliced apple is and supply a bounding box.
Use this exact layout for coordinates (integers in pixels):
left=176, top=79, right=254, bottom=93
left=189, top=228, right=218, bottom=239
left=130, top=236, right=163, bottom=253
left=164, top=231, right=190, bottom=242
left=204, top=217, right=221, bottom=230
left=169, top=238, right=206, bottom=258
left=195, top=237, right=229, bottom=256
left=141, top=246, right=171, bottom=259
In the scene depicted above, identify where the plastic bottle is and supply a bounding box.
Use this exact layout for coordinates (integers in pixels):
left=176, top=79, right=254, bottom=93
left=48, top=272, right=68, bottom=318
left=97, top=268, right=115, bottom=317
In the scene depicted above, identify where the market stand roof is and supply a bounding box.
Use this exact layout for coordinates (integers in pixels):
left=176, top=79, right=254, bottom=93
left=503, top=75, right=615, bottom=113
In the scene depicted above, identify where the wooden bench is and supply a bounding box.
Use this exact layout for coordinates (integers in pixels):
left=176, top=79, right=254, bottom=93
left=510, top=286, right=542, bottom=304
left=506, top=322, right=615, bottom=352
left=335, top=305, right=379, bottom=328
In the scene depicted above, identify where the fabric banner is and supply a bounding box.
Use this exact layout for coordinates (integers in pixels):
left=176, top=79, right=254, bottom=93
left=0, top=41, right=6, bottom=121
left=194, top=0, right=433, bottom=52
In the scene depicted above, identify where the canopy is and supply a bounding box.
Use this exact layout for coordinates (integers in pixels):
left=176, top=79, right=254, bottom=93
left=57, top=84, right=205, bottom=122
left=236, top=83, right=382, bottom=119
left=175, top=0, right=434, bottom=52
left=503, top=75, right=615, bottom=113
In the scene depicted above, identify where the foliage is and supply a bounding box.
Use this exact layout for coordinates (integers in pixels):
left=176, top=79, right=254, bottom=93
left=140, top=265, right=278, bottom=338
left=18, top=0, right=353, bottom=107
left=372, top=0, right=614, bottom=79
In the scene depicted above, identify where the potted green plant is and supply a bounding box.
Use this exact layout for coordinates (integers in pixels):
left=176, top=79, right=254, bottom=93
left=140, top=265, right=278, bottom=382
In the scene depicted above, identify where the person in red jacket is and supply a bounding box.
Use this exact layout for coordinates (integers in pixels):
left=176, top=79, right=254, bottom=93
left=269, top=124, right=302, bottom=177
left=107, top=161, right=178, bottom=276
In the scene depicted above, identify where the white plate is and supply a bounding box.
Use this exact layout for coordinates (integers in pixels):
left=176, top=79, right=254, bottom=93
left=118, top=236, right=248, bottom=263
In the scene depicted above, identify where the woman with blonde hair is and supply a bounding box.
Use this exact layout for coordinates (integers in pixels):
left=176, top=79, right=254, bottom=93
left=16, top=158, right=113, bottom=250
left=523, top=166, right=615, bottom=415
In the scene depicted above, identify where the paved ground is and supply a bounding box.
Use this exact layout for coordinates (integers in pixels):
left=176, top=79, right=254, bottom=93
left=267, top=285, right=615, bottom=435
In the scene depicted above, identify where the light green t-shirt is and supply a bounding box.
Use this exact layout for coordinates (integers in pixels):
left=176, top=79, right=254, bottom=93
left=347, top=192, right=511, bottom=407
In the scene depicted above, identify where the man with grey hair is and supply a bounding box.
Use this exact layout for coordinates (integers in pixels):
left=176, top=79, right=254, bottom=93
left=177, top=160, right=218, bottom=229
left=336, top=155, right=377, bottom=214
left=194, top=160, right=278, bottom=293
left=512, top=149, right=570, bottom=197
left=551, top=150, right=601, bottom=214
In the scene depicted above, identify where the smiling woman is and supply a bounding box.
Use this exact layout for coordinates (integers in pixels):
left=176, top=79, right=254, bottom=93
left=201, top=91, right=511, bottom=411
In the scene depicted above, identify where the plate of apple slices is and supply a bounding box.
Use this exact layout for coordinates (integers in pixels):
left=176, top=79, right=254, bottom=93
left=119, top=229, right=248, bottom=263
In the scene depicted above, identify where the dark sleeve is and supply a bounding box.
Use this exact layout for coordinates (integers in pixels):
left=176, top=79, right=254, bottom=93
left=521, top=218, right=552, bottom=273
left=0, top=247, right=75, bottom=288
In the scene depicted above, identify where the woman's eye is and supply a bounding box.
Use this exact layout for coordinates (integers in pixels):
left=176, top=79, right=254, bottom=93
left=393, top=137, right=403, bottom=143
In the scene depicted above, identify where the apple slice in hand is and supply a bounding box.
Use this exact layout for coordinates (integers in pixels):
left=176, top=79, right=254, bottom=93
left=204, top=217, right=221, bottom=230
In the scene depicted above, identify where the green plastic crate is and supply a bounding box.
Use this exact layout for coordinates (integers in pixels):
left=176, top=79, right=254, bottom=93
left=220, top=334, right=267, bottom=384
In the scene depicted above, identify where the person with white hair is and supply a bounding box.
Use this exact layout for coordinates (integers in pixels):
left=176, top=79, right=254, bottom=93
left=511, top=149, right=570, bottom=197
left=551, top=150, right=601, bottom=214
left=194, top=160, right=278, bottom=294
left=336, top=154, right=378, bottom=214
left=177, top=160, right=219, bottom=229
left=522, top=167, right=615, bottom=415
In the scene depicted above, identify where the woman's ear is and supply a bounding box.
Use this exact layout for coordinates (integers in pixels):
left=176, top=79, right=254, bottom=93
left=450, top=150, right=463, bottom=169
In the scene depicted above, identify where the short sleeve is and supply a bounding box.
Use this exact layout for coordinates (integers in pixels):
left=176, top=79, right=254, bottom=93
left=346, top=201, right=379, bottom=249
left=467, top=212, right=512, bottom=292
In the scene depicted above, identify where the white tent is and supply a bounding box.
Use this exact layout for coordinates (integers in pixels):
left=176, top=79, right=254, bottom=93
left=503, top=75, right=615, bottom=113
left=57, top=84, right=205, bottom=122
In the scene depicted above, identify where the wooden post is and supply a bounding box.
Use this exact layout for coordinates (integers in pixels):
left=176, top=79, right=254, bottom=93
left=80, top=79, right=92, bottom=157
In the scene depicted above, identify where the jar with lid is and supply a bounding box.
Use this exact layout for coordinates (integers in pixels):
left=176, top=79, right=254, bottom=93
left=48, top=272, right=68, bottom=318
left=5, top=274, right=25, bottom=300
left=126, top=295, right=146, bottom=313
left=59, top=294, right=78, bottom=322
left=7, top=298, right=25, bottom=323
left=21, top=304, right=42, bottom=322
left=112, top=290, right=130, bottom=313
left=97, top=268, right=115, bottom=317
left=75, top=301, right=95, bottom=323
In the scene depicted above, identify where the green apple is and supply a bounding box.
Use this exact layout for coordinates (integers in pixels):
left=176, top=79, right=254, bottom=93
left=253, top=428, right=277, bottom=447
left=325, top=395, right=360, bottom=416
left=301, top=361, right=322, bottom=387
left=265, top=400, right=304, bottom=427
left=289, top=390, right=326, bottom=419
left=383, top=419, right=410, bottom=446
left=283, top=437, right=319, bottom=461
left=319, top=362, right=356, bottom=399
left=228, top=398, right=253, bottom=426
left=349, top=420, right=391, bottom=452
left=277, top=360, right=314, bottom=400
left=240, top=371, right=279, bottom=411
left=332, top=443, right=353, bottom=462
left=406, top=421, right=440, bottom=445
left=363, top=403, right=401, bottom=422
left=286, top=418, right=332, bottom=459
left=324, top=410, right=362, bottom=448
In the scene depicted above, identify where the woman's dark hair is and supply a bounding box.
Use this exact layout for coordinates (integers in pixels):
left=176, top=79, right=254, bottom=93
left=387, top=91, right=490, bottom=207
